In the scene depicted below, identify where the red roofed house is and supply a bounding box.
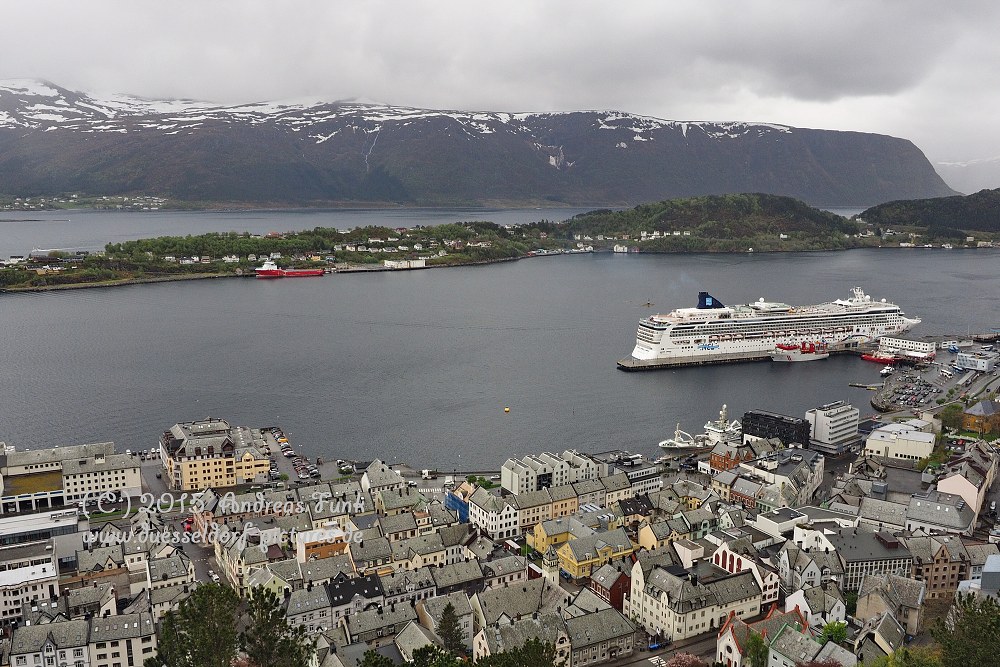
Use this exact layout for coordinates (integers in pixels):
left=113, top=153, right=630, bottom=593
left=716, top=605, right=808, bottom=667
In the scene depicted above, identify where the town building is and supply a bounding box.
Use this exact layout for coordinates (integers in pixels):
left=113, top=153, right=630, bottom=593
left=500, top=450, right=601, bottom=495
left=805, top=401, right=861, bottom=455
left=0, top=442, right=139, bottom=515
left=557, top=528, right=635, bottom=581
left=906, top=534, right=999, bottom=599
left=626, top=562, right=761, bottom=641
left=737, top=450, right=824, bottom=508
left=0, top=540, right=60, bottom=623
left=956, top=351, right=998, bottom=373
left=863, top=423, right=935, bottom=462
left=904, top=490, right=976, bottom=536
left=783, top=582, right=845, bottom=628
left=963, top=400, right=1000, bottom=434
left=159, top=419, right=270, bottom=491
left=825, top=528, right=914, bottom=591
left=741, top=410, right=811, bottom=447
left=565, top=607, right=636, bottom=666
left=855, top=572, right=926, bottom=636
left=716, top=606, right=808, bottom=667
left=936, top=442, right=998, bottom=517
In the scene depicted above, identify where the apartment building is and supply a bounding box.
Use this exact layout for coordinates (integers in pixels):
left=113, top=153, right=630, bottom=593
left=626, top=563, right=761, bottom=641
left=805, top=401, right=861, bottom=455
left=863, top=423, right=935, bottom=462
left=0, top=442, right=139, bottom=514
left=500, top=450, right=601, bottom=495
left=159, top=419, right=270, bottom=491
left=0, top=540, right=60, bottom=623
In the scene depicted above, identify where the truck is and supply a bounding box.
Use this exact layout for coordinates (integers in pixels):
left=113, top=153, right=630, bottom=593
left=443, top=475, right=455, bottom=489
left=421, top=469, right=438, bottom=480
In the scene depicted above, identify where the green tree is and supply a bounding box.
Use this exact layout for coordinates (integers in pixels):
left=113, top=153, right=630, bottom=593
left=932, top=593, right=1000, bottom=667
left=940, top=403, right=964, bottom=431
left=145, top=583, right=240, bottom=667
left=240, top=588, right=315, bottom=667
left=437, top=601, right=466, bottom=656
left=411, top=645, right=462, bottom=667
left=819, top=620, right=848, bottom=645
left=476, top=638, right=565, bottom=667
left=745, top=631, right=769, bottom=667
left=358, top=651, right=395, bottom=667
left=865, top=646, right=941, bottom=667
left=844, top=592, right=858, bottom=616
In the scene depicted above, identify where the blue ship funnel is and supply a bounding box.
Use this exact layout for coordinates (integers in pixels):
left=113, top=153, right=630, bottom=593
left=697, top=292, right=725, bottom=309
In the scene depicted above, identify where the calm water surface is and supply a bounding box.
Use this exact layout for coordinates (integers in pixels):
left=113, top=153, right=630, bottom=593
left=1, top=212, right=996, bottom=469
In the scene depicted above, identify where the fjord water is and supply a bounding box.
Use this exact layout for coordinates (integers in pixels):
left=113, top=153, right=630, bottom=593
left=2, top=213, right=998, bottom=469
left=0, top=208, right=588, bottom=258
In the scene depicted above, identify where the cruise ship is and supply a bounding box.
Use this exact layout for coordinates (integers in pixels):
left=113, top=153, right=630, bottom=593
left=618, top=287, right=919, bottom=370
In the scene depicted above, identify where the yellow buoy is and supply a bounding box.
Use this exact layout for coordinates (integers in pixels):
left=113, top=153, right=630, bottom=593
left=504, top=406, right=510, bottom=413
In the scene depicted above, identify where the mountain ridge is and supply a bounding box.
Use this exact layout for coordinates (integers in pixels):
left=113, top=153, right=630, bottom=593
left=0, top=79, right=958, bottom=208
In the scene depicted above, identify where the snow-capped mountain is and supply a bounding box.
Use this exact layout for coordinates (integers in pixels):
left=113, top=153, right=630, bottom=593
left=0, top=79, right=956, bottom=206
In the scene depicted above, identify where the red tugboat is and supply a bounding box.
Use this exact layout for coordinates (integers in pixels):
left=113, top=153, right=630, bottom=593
left=255, top=259, right=324, bottom=278
left=770, top=341, right=830, bottom=362
left=861, top=352, right=898, bottom=364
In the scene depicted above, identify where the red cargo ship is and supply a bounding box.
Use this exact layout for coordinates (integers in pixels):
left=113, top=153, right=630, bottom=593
left=255, top=260, right=324, bottom=278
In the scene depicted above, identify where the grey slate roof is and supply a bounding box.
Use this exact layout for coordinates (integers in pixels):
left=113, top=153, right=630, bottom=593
left=565, top=528, right=632, bottom=560
left=482, top=555, right=526, bottom=579
left=349, top=536, right=392, bottom=564
left=483, top=613, right=564, bottom=655
left=148, top=552, right=192, bottom=581
left=421, top=591, right=473, bottom=623
left=344, top=603, right=417, bottom=636
left=363, top=460, right=405, bottom=488
left=379, top=566, right=435, bottom=597
left=431, top=560, right=484, bottom=590
left=858, top=572, right=925, bottom=610
left=286, top=585, right=333, bottom=617
left=564, top=607, right=635, bottom=648
left=591, top=563, right=625, bottom=590
left=646, top=568, right=760, bottom=613
left=769, top=623, right=821, bottom=665
left=10, top=619, right=90, bottom=654
left=905, top=491, right=975, bottom=531
left=301, top=554, right=354, bottom=584
left=859, top=497, right=907, bottom=528
left=601, top=473, right=631, bottom=493
left=379, top=487, right=424, bottom=511
left=89, top=612, right=156, bottom=642
left=378, top=512, right=418, bottom=536
left=77, top=544, right=125, bottom=572
left=392, top=533, right=444, bottom=561
left=475, top=579, right=545, bottom=626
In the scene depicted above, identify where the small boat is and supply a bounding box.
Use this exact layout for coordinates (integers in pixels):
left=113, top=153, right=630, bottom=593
left=771, top=341, right=829, bottom=362
left=880, top=365, right=895, bottom=377
left=255, top=259, right=324, bottom=278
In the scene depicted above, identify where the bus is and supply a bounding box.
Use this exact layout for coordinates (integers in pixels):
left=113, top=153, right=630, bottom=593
left=939, top=368, right=954, bottom=378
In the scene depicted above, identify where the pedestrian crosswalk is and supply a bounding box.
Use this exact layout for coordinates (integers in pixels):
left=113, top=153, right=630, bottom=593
left=648, top=657, right=667, bottom=666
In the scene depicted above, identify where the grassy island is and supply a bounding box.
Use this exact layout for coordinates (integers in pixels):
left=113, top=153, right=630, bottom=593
left=4, top=192, right=996, bottom=291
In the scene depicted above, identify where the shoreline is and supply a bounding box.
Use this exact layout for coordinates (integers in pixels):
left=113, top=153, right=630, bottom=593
left=2, top=244, right=993, bottom=293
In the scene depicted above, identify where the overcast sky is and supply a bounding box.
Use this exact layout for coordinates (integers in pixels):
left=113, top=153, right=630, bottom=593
left=3, top=1, right=999, bottom=165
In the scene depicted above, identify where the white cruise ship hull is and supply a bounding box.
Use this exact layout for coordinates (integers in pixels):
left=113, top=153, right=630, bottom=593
left=618, top=288, right=919, bottom=370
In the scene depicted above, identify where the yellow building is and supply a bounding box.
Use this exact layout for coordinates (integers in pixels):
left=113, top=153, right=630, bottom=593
left=556, top=528, right=635, bottom=581
left=637, top=518, right=690, bottom=551
left=528, top=517, right=596, bottom=552
left=160, top=419, right=270, bottom=491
